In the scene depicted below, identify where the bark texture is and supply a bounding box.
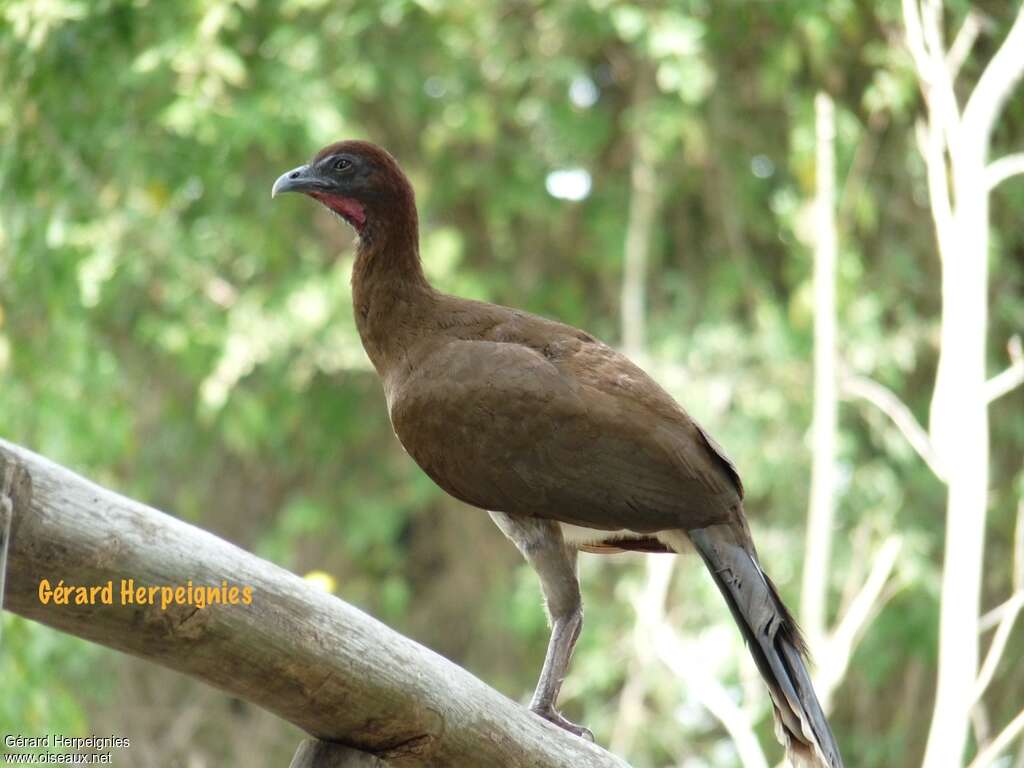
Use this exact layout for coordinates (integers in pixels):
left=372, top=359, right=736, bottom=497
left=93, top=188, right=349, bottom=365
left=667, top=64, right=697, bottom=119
left=0, top=439, right=631, bottom=768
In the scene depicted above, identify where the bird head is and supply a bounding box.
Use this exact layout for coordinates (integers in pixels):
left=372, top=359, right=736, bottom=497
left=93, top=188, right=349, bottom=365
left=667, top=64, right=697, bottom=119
left=271, top=140, right=414, bottom=236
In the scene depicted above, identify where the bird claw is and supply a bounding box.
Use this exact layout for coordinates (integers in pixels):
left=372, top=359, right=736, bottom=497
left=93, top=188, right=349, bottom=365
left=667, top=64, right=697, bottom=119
left=531, top=705, right=595, bottom=742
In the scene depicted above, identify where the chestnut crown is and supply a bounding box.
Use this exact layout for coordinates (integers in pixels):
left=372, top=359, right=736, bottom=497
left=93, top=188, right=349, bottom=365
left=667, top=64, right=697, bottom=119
left=271, top=140, right=415, bottom=234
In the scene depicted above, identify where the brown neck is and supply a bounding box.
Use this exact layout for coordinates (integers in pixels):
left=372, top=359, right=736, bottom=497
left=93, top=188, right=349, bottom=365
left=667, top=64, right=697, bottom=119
left=350, top=198, right=434, bottom=373
left=352, top=208, right=425, bottom=295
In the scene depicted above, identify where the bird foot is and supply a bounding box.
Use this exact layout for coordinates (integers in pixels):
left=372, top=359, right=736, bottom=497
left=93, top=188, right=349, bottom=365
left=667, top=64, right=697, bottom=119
left=531, top=705, right=595, bottom=742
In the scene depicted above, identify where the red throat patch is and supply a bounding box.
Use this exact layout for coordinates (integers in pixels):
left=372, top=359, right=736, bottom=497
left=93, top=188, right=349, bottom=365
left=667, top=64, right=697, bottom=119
left=310, top=193, right=366, bottom=231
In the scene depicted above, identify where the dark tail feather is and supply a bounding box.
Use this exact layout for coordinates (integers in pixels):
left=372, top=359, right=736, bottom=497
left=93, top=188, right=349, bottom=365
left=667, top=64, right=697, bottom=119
left=684, top=525, right=844, bottom=768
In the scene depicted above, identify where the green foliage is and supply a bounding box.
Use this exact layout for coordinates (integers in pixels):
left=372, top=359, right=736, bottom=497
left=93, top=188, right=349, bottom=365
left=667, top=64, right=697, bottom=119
left=0, top=615, right=103, bottom=740
left=2, top=1, right=1023, bottom=766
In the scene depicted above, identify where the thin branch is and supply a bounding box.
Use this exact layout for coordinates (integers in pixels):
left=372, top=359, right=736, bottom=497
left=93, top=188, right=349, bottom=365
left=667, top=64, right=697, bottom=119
left=620, top=73, right=658, bottom=360
left=978, top=401, right=1024, bottom=665
left=611, top=556, right=673, bottom=755
left=915, top=116, right=956, bottom=257
left=968, top=708, right=1024, bottom=768
left=987, top=153, right=1024, bottom=191
left=836, top=525, right=872, bottom=621
left=654, top=623, right=769, bottom=768
left=919, top=0, right=963, bottom=149
left=802, top=91, right=839, bottom=652
left=972, top=703, right=993, bottom=754
left=987, top=361, right=1024, bottom=403
left=903, top=0, right=936, bottom=89
left=817, top=537, right=903, bottom=709
left=973, top=473, right=1024, bottom=713
left=631, top=556, right=770, bottom=768
left=831, top=538, right=903, bottom=651
left=920, top=0, right=946, bottom=66
left=841, top=373, right=946, bottom=480
left=971, top=590, right=1023, bottom=705
left=1016, top=491, right=1024, bottom=594
left=986, top=336, right=1024, bottom=403
left=962, top=5, right=1024, bottom=147
left=947, top=11, right=982, bottom=78
left=979, top=592, right=1024, bottom=634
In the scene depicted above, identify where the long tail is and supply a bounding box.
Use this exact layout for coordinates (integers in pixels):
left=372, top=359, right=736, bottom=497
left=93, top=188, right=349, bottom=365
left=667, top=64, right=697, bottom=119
left=665, top=525, right=844, bottom=768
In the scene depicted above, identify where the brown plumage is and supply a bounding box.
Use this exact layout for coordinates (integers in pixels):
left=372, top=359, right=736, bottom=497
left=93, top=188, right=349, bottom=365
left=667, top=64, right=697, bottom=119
left=272, top=140, right=844, bottom=767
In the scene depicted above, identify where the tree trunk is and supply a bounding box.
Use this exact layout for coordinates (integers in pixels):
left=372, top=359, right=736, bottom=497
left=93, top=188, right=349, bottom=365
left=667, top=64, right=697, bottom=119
left=901, top=5, right=1024, bottom=763
left=922, top=148, right=991, bottom=768
left=801, top=91, right=839, bottom=661
left=620, top=74, right=658, bottom=359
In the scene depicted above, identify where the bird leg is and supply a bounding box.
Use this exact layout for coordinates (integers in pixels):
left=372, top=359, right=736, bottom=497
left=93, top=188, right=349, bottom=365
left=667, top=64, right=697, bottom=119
left=488, top=512, right=592, bottom=741
left=529, top=594, right=586, bottom=738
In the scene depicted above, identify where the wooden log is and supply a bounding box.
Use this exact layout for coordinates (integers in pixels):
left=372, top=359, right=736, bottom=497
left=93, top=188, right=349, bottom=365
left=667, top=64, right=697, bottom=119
left=0, top=439, right=631, bottom=768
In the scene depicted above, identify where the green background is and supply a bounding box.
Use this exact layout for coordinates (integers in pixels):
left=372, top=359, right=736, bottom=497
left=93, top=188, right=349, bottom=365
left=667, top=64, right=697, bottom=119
left=2, top=1, right=1022, bottom=766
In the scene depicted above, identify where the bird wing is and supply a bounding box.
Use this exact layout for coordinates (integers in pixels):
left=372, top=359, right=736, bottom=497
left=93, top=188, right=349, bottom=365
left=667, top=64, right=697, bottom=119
left=389, top=322, right=742, bottom=534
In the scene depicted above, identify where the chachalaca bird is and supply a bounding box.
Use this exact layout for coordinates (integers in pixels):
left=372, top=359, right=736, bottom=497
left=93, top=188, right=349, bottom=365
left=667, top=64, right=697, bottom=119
left=272, top=140, right=844, bottom=768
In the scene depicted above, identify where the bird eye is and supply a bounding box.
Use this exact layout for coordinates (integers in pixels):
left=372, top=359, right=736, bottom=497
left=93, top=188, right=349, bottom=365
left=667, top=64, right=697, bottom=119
left=333, top=158, right=352, bottom=172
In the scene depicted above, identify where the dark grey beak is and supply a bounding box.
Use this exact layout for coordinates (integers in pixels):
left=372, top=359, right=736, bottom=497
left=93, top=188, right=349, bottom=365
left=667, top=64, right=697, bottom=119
left=271, top=164, right=317, bottom=198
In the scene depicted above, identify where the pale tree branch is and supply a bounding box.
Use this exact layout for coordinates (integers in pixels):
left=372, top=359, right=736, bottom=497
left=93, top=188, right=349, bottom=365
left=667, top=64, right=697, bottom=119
left=903, top=0, right=951, bottom=115
left=903, top=0, right=933, bottom=78
left=612, top=525, right=772, bottom=766
left=608, top=659, right=648, bottom=757
left=919, top=0, right=963, bottom=148
left=816, top=537, right=903, bottom=710
left=987, top=153, right=1024, bottom=191
left=972, top=704, right=993, bottom=753
left=962, top=5, right=1024, bottom=147
left=967, top=709, right=1024, bottom=768
left=840, top=372, right=946, bottom=480
left=620, top=73, right=659, bottom=361
left=794, top=86, right=901, bottom=731
left=971, top=592, right=1023, bottom=705
left=946, top=11, right=982, bottom=78
left=973, top=480, right=1024, bottom=720
left=634, top=556, right=770, bottom=768
left=653, top=622, right=770, bottom=768
left=610, top=555, right=670, bottom=755
left=802, top=91, right=839, bottom=652
left=979, top=591, right=1024, bottom=634
left=970, top=493, right=1019, bottom=704
left=905, top=2, right=1001, bottom=256
left=913, top=115, right=955, bottom=254
left=610, top=70, right=664, bottom=758
left=919, top=0, right=945, bottom=66
left=1016, top=491, right=1024, bottom=594
left=836, top=525, right=872, bottom=619
left=906, top=3, right=1024, bottom=766
left=986, top=336, right=1024, bottom=403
